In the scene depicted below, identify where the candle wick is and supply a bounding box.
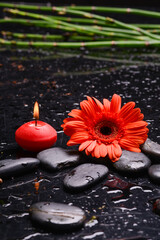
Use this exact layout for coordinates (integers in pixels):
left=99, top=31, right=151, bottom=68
left=35, top=119, right=37, bottom=126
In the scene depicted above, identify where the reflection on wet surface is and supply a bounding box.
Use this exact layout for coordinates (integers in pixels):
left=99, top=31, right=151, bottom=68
left=0, top=47, right=160, bottom=239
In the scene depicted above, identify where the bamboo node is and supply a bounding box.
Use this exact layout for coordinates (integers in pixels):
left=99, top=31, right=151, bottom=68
left=84, top=13, right=92, bottom=19
left=106, top=17, right=114, bottom=23
left=29, top=41, right=33, bottom=46
left=52, top=6, right=57, bottom=11
left=127, top=8, right=131, bottom=13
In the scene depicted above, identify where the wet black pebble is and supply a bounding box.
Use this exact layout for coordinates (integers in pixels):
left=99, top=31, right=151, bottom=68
left=37, top=147, right=80, bottom=171
left=30, top=202, right=86, bottom=230
left=148, top=164, right=160, bottom=183
left=142, top=138, right=160, bottom=159
left=113, top=150, right=151, bottom=173
left=64, top=163, right=108, bottom=191
left=0, top=158, right=40, bottom=178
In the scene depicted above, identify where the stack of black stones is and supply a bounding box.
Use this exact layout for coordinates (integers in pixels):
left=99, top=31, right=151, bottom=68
left=0, top=137, right=160, bottom=231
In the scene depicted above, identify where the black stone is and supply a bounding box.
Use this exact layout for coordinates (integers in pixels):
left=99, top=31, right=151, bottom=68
left=64, top=163, right=109, bottom=191
left=113, top=150, right=151, bottom=173
left=37, top=147, right=80, bottom=171
left=142, top=138, right=160, bottom=159
left=30, top=202, right=86, bottom=231
left=0, top=158, right=40, bottom=178
left=148, top=164, right=160, bottom=183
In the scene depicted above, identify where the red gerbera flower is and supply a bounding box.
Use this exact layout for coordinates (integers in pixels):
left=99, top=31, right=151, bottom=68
left=61, top=94, right=149, bottom=162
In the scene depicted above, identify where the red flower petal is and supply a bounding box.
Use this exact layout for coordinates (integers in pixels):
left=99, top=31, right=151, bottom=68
left=110, top=94, right=121, bottom=113
left=68, top=109, right=84, bottom=121
left=86, top=140, right=97, bottom=152
left=122, top=108, right=143, bottom=124
left=65, top=120, right=86, bottom=128
left=113, top=142, right=122, bottom=159
left=93, top=144, right=101, bottom=158
left=119, top=102, right=135, bottom=119
left=119, top=138, right=141, bottom=152
left=99, top=143, right=108, bottom=158
left=103, top=98, right=110, bottom=112
left=125, top=121, right=148, bottom=129
left=106, top=144, right=113, bottom=160
left=80, top=99, right=96, bottom=119
left=92, top=97, right=104, bottom=111
left=79, top=140, right=93, bottom=151
left=67, top=132, right=89, bottom=145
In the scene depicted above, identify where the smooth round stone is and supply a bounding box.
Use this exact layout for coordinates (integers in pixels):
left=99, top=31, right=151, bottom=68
left=0, top=158, right=40, bottom=178
left=142, top=138, right=160, bottom=159
left=113, top=150, right=151, bottom=173
left=64, top=163, right=109, bottom=191
left=148, top=164, right=160, bottom=183
left=30, top=202, right=86, bottom=230
left=37, top=147, right=80, bottom=171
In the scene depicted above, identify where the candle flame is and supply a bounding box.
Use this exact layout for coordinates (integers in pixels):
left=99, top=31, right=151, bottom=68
left=33, top=101, right=39, bottom=120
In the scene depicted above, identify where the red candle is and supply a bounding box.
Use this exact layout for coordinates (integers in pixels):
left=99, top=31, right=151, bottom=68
left=15, top=102, right=57, bottom=152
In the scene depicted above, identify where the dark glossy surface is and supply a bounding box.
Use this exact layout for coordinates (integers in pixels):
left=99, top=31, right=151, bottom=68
left=142, top=138, right=160, bottom=159
left=30, top=201, right=86, bottom=230
left=113, top=150, right=151, bottom=173
left=148, top=165, right=160, bottom=183
left=37, top=147, right=81, bottom=170
left=64, top=163, right=109, bottom=191
left=0, top=158, right=40, bottom=178
left=0, top=2, right=160, bottom=239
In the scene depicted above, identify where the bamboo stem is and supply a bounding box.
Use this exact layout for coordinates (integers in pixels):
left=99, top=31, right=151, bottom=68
left=134, top=24, right=160, bottom=29
left=2, top=18, right=160, bottom=31
left=0, top=18, right=141, bottom=37
left=4, top=7, right=160, bottom=41
left=67, top=6, right=160, bottom=19
left=4, top=8, right=147, bottom=40
left=1, top=3, right=160, bottom=19
left=2, top=31, right=150, bottom=42
left=0, top=3, right=160, bottom=49
left=1, top=31, right=64, bottom=40
left=0, top=38, right=160, bottom=48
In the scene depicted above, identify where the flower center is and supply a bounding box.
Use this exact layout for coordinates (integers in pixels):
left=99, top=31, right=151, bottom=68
left=100, top=126, right=112, bottom=136
left=94, top=120, right=118, bottom=140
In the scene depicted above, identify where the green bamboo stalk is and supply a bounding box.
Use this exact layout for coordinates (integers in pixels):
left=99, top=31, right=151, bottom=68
left=2, top=31, right=150, bottom=42
left=3, top=8, right=98, bottom=36
left=0, top=38, right=160, bottom=48
left=134, top=24, right=160, bottom=29
left=0, top=2, right=160, bottom=19
left=4, top=8, right=147, bottom=40
left=2, top=18, right=160, bottom=36
left=0, top=18, right=73, bottom=30
left=0, top=18, right=141, bottom=41
left=0, top=17, right=142, bottom=37
left=67, top=6, right=160, bottom=18
left=50, top=15, right=106, bottom=26
left=91, top=25, right=140, bottom=35
left=4, top=7, right=160, bottom=41
left=1, top=31, right=102, bottom=41
left=105, top=17, right=160, bottom=40
left=0, top=18, right=47, bottom=26
left=1, top=31, right=64, bottom=40
left=149, top=29, right=160, bottom=33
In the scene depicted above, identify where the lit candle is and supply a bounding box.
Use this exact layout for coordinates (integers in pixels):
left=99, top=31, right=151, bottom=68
left=15, top=102, right=57, bottom=152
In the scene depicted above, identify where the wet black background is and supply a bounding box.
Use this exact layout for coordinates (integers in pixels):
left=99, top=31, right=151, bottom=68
left=0, top=1, right=160, bottom=240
